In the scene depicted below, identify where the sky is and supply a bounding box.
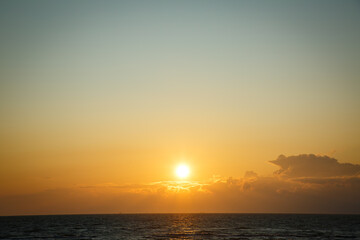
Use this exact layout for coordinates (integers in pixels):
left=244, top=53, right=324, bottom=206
left=0, top=0, right=360, bottom=215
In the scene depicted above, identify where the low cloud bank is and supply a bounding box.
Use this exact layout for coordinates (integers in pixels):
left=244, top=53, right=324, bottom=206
left=270, top=154, right=360, bottom=178
left=1, top=154, right=359, bottom=215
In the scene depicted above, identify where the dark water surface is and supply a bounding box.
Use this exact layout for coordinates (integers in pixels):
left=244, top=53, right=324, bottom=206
left=0, top=214, right=359, bottom=239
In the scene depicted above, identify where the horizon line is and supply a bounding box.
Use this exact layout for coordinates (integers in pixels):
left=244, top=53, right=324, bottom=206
left=2, top=212, right=360, bottom=217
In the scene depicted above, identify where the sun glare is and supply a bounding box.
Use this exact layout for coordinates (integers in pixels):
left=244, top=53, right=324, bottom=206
left=176, top=164, right=190, bottom=179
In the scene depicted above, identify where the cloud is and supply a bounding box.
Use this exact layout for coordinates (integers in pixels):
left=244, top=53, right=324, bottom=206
left=293, top=176, right=360, bottom=185
left=270, top=154, right=360, bottom=178
left=1, top=154, right=360, bottom=215
left=244, top=171, right=258, bottom=179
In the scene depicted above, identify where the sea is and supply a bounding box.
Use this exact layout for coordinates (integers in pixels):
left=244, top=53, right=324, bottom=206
left=0, top=214, right=359, bottom=239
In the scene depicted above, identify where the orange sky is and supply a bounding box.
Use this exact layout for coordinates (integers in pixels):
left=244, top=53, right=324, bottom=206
left=1, top=0, right=360, bottom=215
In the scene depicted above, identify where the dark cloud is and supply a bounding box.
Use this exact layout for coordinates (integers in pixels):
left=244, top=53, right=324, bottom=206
left=270, top=154, right=360, bottom=178
left=293, top=176, right=360, bottom=185
left=244, top=171, right=258, bottom=178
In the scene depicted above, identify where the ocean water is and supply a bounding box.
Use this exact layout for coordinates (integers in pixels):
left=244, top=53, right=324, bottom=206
left=0, top=214, right=359, bottom=239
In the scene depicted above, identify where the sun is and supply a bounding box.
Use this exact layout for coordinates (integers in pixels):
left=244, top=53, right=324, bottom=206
left=176, top=164, right=190, bottom=179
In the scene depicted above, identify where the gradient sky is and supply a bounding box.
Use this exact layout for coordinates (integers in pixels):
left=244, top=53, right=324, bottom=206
left=1, top=0, right=360, bottom=215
